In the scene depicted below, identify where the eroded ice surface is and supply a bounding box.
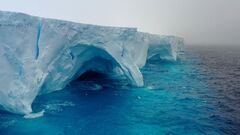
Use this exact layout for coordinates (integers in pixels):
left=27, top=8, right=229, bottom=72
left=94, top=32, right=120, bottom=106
left=0, top=11, right=184, bottom=114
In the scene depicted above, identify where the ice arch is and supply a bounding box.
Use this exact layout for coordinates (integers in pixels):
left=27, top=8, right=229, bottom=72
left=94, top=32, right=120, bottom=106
left=40, top=45, right=143, bottom=95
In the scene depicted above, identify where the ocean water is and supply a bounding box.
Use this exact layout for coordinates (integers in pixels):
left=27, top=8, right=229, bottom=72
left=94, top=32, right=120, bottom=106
left=0, top=46, right=239, bottom=135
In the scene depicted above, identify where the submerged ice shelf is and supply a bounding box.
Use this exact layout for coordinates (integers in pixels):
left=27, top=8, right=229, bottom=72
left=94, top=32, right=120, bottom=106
left=0, top=11, right=184, bottom=115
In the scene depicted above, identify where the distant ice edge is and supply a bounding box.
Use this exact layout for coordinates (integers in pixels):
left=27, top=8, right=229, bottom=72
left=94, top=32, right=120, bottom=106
left=0, top=11, right=184, bottom=114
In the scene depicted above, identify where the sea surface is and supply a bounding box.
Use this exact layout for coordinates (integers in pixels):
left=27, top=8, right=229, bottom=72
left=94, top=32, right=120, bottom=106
left=0, top=46, right=239, bottom=135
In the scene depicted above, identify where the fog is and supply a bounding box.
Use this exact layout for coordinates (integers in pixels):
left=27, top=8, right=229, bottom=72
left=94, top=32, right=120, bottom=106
left=0, top=0, right=239, bottom=45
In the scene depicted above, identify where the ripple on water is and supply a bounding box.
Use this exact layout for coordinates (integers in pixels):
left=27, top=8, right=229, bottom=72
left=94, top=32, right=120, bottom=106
left=1, top=47, right=238, bottom=135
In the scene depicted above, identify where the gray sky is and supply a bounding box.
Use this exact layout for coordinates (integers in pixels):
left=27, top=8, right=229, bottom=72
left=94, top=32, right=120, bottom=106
left=0, top=0, right=240, bottom=45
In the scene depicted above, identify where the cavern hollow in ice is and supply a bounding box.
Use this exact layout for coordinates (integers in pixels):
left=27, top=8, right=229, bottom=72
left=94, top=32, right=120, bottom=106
left=0, top=11, right=184, bottom=114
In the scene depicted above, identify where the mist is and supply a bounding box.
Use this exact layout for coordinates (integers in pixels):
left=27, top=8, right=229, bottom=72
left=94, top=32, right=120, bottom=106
left=0, top=0, right=239, bottom=45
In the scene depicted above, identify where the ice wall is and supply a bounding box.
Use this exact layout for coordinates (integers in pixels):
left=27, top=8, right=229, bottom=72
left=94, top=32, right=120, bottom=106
left=0, top=11, right=184, bottom=114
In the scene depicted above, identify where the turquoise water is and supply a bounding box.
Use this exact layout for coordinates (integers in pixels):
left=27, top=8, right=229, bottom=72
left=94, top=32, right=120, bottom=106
left=0, top=49, right=223, bottom=135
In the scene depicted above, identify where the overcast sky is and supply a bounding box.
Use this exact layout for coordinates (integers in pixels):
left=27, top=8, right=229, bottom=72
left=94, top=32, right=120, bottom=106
left=0, top=0, right=239, bottom=45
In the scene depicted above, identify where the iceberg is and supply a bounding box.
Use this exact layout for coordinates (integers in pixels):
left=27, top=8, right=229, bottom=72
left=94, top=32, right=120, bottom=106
left=0, top=11, right=184, bottom=114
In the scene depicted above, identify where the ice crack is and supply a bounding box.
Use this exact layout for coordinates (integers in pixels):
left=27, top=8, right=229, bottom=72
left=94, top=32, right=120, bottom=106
left=35, top=18, right=42, bottom=59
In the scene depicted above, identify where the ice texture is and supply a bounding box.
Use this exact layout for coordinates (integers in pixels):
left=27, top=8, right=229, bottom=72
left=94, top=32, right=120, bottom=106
left=0, top=11, right=184, bottom=114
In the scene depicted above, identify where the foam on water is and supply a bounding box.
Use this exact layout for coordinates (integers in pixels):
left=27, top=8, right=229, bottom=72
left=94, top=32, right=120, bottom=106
left=23, top=110, right=45, bottom=119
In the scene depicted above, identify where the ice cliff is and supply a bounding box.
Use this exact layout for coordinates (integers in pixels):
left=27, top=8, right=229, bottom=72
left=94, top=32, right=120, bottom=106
left=0, top=11, right=184, bottom=114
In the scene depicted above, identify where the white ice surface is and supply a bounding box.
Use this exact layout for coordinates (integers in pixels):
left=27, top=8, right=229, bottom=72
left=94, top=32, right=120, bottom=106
left=0, top=11, right=184, bottom=114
